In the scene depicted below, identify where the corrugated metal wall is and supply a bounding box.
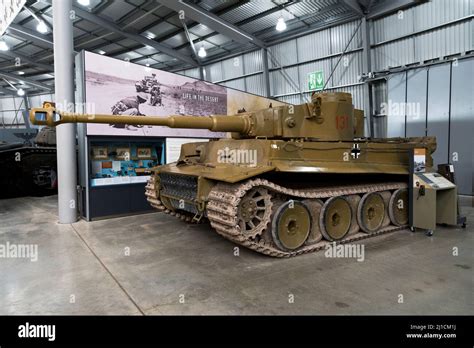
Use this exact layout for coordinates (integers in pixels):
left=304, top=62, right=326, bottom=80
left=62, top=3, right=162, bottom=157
left=174, top=0, right=472, bottom=113
left=0, top=93, right=55, bottom=126
left=176, top=18, right=366, bottom=109
left=385, top=57, right=473, bottom=194
left=371, top=0, right=472, bottom=70
left=176, top=0, right=474, bottom=108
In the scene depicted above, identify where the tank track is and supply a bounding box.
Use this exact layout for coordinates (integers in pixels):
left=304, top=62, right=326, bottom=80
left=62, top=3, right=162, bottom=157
left=145, top=175, right=207, bottom=223
left=146, top=176, right=408, bottom=257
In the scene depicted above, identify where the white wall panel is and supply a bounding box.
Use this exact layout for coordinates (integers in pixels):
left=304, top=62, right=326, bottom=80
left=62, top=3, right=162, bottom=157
left=296, top=28, right=331, bottom=61
left=243, top=50, right=263, bottom=74
left=221, top=78, right=245, bottom=91
left=414, top=21, right=472, bottom=62
left=426, top=64, right=450, bottom=167
left=245, top=74, right=265, bottom=96
left=207, top=61, right=223, bottom=82
left=268, top=40, right=298, bottom=68
left=449, top=58, right=474, bottom=195
left=405, top=68, right=427, bottom=137
left=183, top=68, right=200, bottom=79
left=331, top=20, right=363, bottom=52
left=413, top=0, right=472, bottom=32
left=270, top=66, right=299, bottom=96
left=330, top=51, right=363, bottom=86
left=372, top=38, right=415, bottom=70
left=276, top=94, right=301, bottom=105
left=222, top=56, right=244, bottom=80
left=372, top=7, right=415, bottom=43
left=386, top=72, right=407, bottom=137
left=371, top=0, right=472, bottom=71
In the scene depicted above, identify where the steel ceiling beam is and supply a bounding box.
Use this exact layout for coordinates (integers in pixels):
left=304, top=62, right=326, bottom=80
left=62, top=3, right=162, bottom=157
left=0, top=86, right=18, bottom=96
left=87, top=0, right=247, bottom=65
left=252, top=3, right=343, bottom=38
left=180, top=18, right=201, bottom=64
left=367, top=0, right=422, bottom=19
left=0, top=50, right=53, bottom=71
left=342, top=0, right=365, bottom=16
left=0, top=70, right=52, bottom=91
left=172, top=13, right=359, bottom=71
left=156, top=0, right=266, bottom=48
left=70, top=5, right=199, bottom=67
left=7, top=23, right=54, bottom=48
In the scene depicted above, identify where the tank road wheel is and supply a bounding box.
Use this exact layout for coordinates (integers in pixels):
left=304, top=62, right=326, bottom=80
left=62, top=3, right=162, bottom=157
left=237, top=187, right=273, bottom=238
left=160, top=195, right=175, bottom=212
left=320, top=197, right=352, bottom=241
left=389, top=188, right=409, bottom=226
left=271, top=201, right=311, bottom=251
left=358, top=192, right=385, bottom=233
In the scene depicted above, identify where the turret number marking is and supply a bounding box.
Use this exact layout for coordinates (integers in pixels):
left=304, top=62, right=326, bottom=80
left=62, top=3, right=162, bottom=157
left=336, top=115, right=349, bottom=130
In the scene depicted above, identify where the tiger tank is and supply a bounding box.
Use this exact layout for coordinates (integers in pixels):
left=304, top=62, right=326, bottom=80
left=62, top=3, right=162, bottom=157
left=30, top=92, right=436, bottom=257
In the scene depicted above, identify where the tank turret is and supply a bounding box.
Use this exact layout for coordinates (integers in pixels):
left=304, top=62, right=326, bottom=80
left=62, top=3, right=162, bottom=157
left=30, top=92, right=363, bottom=140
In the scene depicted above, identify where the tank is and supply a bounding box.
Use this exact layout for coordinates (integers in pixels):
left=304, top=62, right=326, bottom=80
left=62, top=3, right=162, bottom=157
left=0, top=126, right=57, bottom=198
left=30, top=92, right=436, bottom=257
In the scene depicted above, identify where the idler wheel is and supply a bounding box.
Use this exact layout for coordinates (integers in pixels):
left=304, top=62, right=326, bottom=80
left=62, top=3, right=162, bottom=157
left=320, top=196, right=352, bottom=241
left=271, top=200, right=311, bottom=251
left=358, top=192, right=385, bottom=233
left=389, top=188, right=409, bottom=226
left=237, top=187, right=272, bottom=238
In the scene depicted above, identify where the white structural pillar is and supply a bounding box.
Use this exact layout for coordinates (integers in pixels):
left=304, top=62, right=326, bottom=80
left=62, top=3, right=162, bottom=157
left=53, top=0, right=78, bottom=223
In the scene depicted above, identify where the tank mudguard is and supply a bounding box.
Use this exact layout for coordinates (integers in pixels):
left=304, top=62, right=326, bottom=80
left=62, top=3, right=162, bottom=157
left=155, top=162, right=275, bottom=183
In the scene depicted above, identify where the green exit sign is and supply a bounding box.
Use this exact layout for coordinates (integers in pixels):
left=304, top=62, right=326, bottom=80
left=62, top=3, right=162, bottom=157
left=308, top=70, right=324, bottom=90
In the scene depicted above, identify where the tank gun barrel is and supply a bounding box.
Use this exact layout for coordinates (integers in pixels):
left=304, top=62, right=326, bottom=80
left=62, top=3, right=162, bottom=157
left=29, top=107, right=252, bottom=133
left=30, top=92, right=366, bottom=140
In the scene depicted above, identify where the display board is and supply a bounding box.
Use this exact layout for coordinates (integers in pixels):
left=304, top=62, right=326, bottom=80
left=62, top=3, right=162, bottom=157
left=0, top=0, right=26, bottom=36
left=78, top=51, right=286, bottom=220
left=83, top=51, right=285, bottom=138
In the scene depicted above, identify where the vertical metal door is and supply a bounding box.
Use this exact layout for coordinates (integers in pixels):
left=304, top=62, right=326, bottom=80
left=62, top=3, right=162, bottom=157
left=426, top=64, right=450, bottom=168
left=406, top=69, right=427, bottom=137
left=450, top=58, right=474, bottom=195
left=386, top=73, right=406, bottom=137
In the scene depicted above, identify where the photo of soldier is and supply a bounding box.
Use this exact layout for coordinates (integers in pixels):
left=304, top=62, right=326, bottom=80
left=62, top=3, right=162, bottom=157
left=149, top=84, right=162, bottom=107
left=110, top=93, right=148, bottom=130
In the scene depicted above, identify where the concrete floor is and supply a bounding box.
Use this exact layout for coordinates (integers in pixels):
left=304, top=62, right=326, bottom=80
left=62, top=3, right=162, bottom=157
left=0, top=195, right=472, bottom=315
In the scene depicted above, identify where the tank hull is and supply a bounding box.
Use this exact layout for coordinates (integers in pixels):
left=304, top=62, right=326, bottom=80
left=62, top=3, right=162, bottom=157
left=145, top=136, right=435, bottom=257
left=0, top=145, right=57, bottom=198
left=154, top=136, right=435, bottom=182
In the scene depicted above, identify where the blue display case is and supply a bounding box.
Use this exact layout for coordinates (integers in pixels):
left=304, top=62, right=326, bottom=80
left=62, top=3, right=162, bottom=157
left=84, top=136, right=165, bottom=220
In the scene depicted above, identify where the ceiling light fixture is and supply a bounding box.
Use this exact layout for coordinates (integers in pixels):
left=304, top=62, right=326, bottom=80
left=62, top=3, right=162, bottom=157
left=0, top=40, right=9, bottom=51
left=18, top=71, right=25, bottom=75
left=24, top=7, right=49, bottom=34
left=2, top=78, right=25, bottom=96
left=276, top=16, right=287, bottom=32
left=198, top=46, right=207, bottom=58
left=98, top=50, right=106, bottom=55
left=77, top=0, right=91, bottom=6
left=36, top=21, right=48, bottom=34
